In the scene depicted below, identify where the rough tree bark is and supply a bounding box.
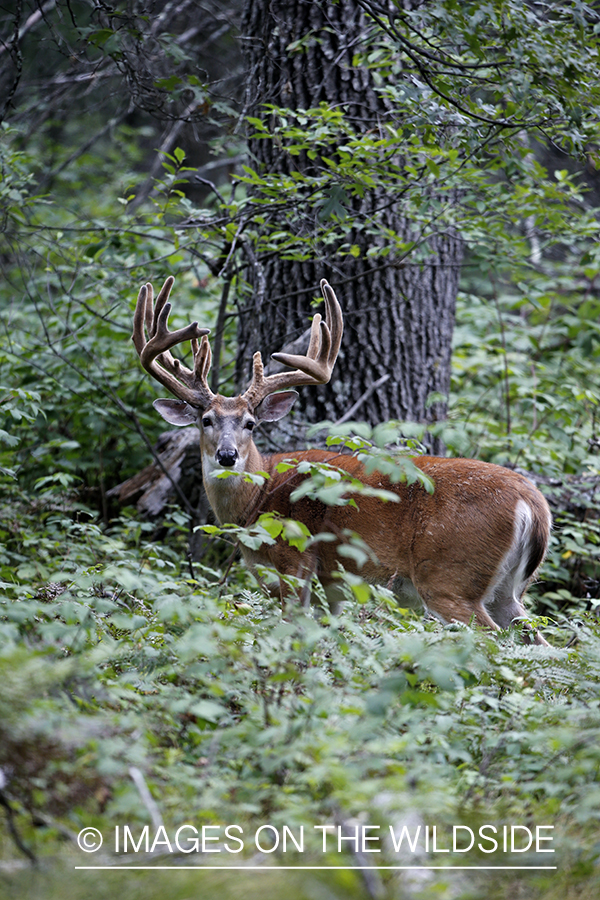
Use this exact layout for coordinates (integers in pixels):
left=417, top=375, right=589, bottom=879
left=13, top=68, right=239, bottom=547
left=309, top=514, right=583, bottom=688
left=238, top=0, right=462, bottom=448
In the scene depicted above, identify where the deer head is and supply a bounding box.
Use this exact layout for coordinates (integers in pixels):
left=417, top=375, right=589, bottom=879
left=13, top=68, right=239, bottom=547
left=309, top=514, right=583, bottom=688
left=132, top=276, right=344, bottom=479
left=132, top=274, right=551, bottom=645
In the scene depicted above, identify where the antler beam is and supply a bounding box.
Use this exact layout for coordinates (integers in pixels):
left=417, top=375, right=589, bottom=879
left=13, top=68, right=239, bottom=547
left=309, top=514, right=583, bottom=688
left=132, top=276, right=215, bottom=409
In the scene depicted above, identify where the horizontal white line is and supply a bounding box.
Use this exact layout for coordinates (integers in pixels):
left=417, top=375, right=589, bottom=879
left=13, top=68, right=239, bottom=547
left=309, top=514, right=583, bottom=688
left=75, top=865, right=558, bottom=871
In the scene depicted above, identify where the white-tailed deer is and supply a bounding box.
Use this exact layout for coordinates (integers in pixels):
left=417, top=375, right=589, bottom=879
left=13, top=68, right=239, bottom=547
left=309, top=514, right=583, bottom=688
left=133, top=276, right=551, bottom=644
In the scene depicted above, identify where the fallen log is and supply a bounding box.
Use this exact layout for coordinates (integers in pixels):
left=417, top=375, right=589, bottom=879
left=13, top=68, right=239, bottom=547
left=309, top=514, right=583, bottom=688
left=107, top=429, right=202, bottom=517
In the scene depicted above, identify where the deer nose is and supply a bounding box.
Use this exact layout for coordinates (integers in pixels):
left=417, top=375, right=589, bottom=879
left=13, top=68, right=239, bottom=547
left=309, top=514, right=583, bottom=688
left=216, top=448, right=238, bottom=468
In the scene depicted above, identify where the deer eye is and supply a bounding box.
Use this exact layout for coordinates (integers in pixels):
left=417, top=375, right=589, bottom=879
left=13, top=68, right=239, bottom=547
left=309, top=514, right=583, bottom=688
left=202, top=417, right=213, bottom=428
left=244, top=420, right=255, bottom=432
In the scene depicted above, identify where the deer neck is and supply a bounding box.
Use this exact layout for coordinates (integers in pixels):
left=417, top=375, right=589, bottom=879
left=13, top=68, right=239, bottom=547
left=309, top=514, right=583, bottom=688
left=202, top=439, right=269, bottom=527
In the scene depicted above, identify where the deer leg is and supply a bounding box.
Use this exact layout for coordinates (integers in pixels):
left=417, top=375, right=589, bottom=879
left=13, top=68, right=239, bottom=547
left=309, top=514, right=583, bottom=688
left=323, top=581, right=347, bottom=616
left=263, top=556, right=318, bottom=612
left=484, top=567, right=549, bottom=646
left=423, top=595, right=502, bottom=633
left=422, top=591, right=549, bottom=645
left=485, top=595, right=548, bottom=645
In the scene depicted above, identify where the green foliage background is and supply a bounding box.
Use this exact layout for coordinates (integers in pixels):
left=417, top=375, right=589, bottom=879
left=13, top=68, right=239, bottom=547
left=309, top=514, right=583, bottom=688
left=1, top=2, right=600, bottom=898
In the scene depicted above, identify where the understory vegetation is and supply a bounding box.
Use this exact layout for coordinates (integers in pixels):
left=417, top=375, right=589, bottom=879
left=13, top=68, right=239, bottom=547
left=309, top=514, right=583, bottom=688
left=1, top=2, right=600, bottom=899
left=1, top=133, right=599, bottom=896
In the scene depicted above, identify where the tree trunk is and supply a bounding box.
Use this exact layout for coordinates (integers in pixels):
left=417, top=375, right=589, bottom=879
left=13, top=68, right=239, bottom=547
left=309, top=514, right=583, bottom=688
left=239, top=0, right=462, bottom=452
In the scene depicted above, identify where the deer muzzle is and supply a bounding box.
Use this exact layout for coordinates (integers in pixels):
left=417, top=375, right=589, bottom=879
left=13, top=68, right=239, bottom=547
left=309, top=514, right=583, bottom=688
left=216, top=445, right=239, bottom=468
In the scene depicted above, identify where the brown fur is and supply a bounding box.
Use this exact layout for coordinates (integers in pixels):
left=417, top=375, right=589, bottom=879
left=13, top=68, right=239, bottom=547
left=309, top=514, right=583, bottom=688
left=199, top=406, right=551, bottom=644
left=136, top=278, right=551, bottom=644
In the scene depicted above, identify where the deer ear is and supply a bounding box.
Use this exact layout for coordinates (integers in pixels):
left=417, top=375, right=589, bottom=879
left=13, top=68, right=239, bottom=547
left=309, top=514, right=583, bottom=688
left=255, top=390, right=298, bottom=423
left=153, top=398, right=199, bottom=427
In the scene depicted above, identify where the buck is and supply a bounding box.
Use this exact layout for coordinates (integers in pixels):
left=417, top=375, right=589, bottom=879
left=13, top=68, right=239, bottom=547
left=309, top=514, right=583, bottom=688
left=133, top=275, right=551, bottom=644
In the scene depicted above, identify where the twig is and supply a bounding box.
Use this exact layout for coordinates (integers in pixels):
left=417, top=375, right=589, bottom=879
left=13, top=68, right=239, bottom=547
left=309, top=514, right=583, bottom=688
left=0, top=789, right=37, bottom=865
left=217, top=545, right=240, bottom=585
left=0, top=0, right=24, bottom=125
left=335, top=814, right=385, bottom=899
left=129, top=767, right=164, bottom=833
left=196, top=174, right=227, bottom=206
left=0, top=0, right=56, bottom=57
left=129, top=99, right=198, bottom=211
left=209, top=276, right=232, bottom=392
left=25, top=810, right=79, bottom=843
left=335, top=374, right=390, bottom=424
left=491, top=275, right=511, bottom=436
left=40, top=108, right=133, bottom=187
left=186, top=550, right=196, bottom=581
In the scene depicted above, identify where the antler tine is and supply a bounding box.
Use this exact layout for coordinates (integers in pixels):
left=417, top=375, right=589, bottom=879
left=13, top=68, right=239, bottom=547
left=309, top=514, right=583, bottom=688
left=320, top=278, right=343, bottom=362
left=150, top=277, right=173, bottom=338
left=144, top=282, right=154, bottom=336
left=242, top=279, right=344, bottom=408
left=132, top=276, right=215, bottom=408
left=194, top=334, right=212, bottom=384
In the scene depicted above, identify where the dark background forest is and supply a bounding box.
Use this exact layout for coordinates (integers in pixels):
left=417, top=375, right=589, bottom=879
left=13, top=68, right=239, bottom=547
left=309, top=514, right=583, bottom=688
left=1, top=2, right=600, bottom=898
